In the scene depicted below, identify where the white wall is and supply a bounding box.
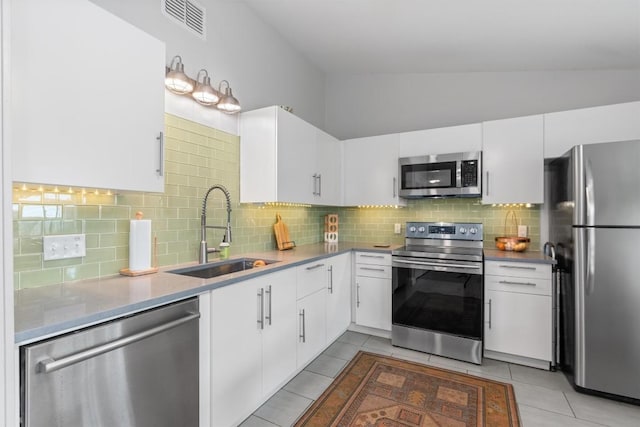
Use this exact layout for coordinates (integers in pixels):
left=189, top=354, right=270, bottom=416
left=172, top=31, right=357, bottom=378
left=89, top=0, right=327, bottom=132
left=325, top=69, right=640, bottom=140
left=1, top=0, right=16, bottom=423
left=87, top=2, right=640, bottom=141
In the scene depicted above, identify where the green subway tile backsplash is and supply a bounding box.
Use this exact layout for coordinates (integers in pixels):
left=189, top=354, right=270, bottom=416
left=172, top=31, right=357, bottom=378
left=12, top=113, right=542, bottom=289
left=337, top=200, right=540, bottom=248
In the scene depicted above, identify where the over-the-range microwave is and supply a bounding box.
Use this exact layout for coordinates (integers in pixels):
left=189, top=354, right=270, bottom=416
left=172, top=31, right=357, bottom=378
left=398, top=151, right=482, bottom=198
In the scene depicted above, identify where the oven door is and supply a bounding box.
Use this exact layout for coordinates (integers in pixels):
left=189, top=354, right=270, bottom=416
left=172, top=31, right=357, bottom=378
left=392, top=257, right=483, bottom=340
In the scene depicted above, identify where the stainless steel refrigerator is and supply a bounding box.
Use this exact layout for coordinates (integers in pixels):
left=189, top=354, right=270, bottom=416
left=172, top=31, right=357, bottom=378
left=548, top=139, right=640, bottom=402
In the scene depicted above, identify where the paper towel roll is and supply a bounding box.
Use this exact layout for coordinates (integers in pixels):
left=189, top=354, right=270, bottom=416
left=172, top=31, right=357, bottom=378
left=129, top=219, right=151, bottom=271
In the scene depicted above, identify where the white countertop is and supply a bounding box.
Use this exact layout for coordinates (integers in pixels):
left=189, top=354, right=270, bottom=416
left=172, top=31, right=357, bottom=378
left=15, top=242, right=400, bottom=344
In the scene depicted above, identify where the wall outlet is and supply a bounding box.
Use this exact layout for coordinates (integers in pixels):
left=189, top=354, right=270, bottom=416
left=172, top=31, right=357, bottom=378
left=394, top=223, right=402, bottom=234
left=518, top=225, right=528, bottom=238
left=43, top=234, right=86, bottom=261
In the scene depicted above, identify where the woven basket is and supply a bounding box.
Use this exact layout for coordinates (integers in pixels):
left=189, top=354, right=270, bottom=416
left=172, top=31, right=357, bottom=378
left=495, top=211, right=529, bottom=252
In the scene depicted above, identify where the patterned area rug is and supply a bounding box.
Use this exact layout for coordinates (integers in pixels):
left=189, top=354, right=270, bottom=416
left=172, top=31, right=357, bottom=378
left=295, top=351, right=520, bottom=427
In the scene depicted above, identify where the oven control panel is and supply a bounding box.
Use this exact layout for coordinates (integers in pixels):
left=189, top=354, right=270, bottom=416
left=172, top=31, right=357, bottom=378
left=406, top=222, right=483, bottom=241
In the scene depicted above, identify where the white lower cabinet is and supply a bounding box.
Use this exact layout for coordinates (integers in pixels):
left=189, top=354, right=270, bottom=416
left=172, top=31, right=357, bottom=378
left=210, top=268, right=296, bottom=427
left=326, top=253, right=352, bottom=343
left=484, top=260, right=552, bottom=367
left=262, top=275, right=298, bottom=396
left=297, top=289, right=327, bottom=368
left=296, top=260, right=329, bottom=368
left=354, top=252, right=392, bottom=331
left=485, top=290, right=552, bottom=361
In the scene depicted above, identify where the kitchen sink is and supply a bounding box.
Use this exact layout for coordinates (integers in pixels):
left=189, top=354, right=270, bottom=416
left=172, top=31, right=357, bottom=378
left=168, top=258, right=279, bottom=279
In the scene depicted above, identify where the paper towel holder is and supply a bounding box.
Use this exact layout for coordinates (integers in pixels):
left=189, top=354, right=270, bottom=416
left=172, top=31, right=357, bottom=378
left=120, top=212, right=159, bottom=277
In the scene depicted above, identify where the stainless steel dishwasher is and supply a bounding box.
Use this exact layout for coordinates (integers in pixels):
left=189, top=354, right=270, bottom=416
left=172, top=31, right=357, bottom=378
left=20, top=298, right=200, bottom=427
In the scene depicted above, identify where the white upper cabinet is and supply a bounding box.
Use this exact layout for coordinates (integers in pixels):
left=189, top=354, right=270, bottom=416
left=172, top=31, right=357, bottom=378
left=316, top=129, right=343, bottom=206
left=11, top=0, right=165, bottom=192
left=544, top=102, right=640, bottom=159
left=343, top=135, right=406, bottom=207
left=240, top=106, right=343, bottom=205
left=481, top=115, right=544, bottom=204
left=398, top=123, right=482, bottom=157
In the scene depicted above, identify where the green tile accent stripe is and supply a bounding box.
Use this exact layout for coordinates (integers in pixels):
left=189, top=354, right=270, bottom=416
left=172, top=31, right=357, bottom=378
left=12, top=113, right=541, bottom=289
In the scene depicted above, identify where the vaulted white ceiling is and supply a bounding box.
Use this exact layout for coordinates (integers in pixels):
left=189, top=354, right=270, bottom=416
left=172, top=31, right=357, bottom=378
left=242, top=0, right=640, bottom=73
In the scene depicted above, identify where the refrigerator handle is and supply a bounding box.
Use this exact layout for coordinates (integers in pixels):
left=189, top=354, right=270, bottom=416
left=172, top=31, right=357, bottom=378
left=584, top=158, right=595, bottom=226
left=586, top=228, right=596, bottom=295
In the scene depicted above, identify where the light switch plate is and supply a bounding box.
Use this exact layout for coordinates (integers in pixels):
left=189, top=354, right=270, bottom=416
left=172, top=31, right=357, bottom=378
left=43, top=234, right=86, bottom=261
left=394, top=223, right=402, bottom=234
left=518, top=225, right=528, bottom=238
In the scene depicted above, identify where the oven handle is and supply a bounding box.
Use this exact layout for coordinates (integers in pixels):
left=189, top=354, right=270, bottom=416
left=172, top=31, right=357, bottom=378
left=392, top=258, right=481, bottom=271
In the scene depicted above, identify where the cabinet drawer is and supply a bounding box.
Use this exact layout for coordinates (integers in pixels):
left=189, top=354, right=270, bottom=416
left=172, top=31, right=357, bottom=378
left=485, top=274, right=551, bottom=296
left=485, top=261, right=551, bottom=280
left=354, top=252, right=391, bottom=266
left=355, top=264, right=391, bottom=279
left=296, top=261, right=328, bottom=299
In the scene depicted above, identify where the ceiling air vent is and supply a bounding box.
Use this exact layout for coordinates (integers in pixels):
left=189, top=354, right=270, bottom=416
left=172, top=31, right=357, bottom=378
left=162, top=0, right=206, bottom=39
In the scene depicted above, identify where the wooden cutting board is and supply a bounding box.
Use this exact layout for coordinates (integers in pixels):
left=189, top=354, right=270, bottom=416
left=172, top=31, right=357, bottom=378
left=274, top=213, right=295, bottom=250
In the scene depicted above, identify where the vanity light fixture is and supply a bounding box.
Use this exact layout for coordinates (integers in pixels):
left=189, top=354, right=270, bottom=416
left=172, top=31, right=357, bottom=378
left=192, top=69, right=220, bottom=106
left=165, top=55, right=194, bottom=95
left=216, top=80, right=241, bottom=114
left=164, top=54, right=242, bottom=114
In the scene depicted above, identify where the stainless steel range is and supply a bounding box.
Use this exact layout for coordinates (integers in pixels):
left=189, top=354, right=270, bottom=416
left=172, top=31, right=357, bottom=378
left=392, top=222, right=484, bottom=364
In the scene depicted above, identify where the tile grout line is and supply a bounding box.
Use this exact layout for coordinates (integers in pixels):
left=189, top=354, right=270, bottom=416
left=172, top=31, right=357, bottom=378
left=251, top=414, right=282, bottom=427
left=562, top=391, right=578, bottom=418
left=518, top=404, right=610, bottom=427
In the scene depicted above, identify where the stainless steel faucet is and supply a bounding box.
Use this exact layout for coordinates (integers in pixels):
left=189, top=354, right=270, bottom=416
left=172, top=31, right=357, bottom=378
left=199, top=185, right=232, bottom=264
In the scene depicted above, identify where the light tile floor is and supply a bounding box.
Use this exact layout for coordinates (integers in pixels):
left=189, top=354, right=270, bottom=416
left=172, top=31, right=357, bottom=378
left=240, top=331, right=640, bottom=427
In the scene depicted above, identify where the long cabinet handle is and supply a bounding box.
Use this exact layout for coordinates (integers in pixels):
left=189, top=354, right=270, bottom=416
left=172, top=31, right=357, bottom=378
left=359, top=254, right=385, bottom=259
left=306, top=263, right=325, bottom=271
left=488, top=299, right=492, bottom=329
left=498, top=264, right=537, bottom=270
left=359, top=267, right=386, bottom=272
left=393, top=259, right=480, bottom=270
left=312, top=174, right=318, bottom=196
left=356, top=283, right=361, bottom=307
left=318, top=174, right=322, bottom=197
left=393, top=177, right=397, bottom=198
left=257, top=288, right=265, bottom=330
left=38, top=312, right=200, bottom=374
left=485, top=171, right=489, bottom=196
left=328, top=266, right=333, bottom=294
left=265, top=285, right=272, bottom=326
left=299, top=309, right=306, bottom=343
left=156, top=132, right=164, bottom=176
left=499, top=280, right=537, bottom=286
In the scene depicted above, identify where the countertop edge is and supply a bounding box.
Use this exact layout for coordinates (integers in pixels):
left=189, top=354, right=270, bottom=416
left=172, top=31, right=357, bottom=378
left=483, top=249, right=557, bottom=265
